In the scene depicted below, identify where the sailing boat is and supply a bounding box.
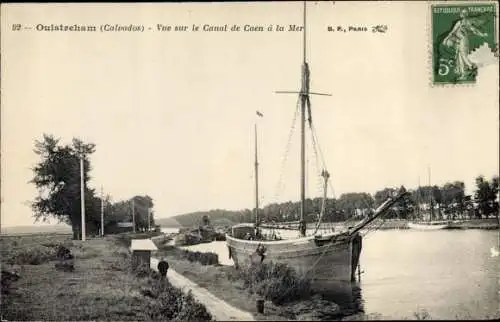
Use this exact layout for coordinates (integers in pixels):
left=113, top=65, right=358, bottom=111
left=408, top=167, right=450, bottom=230
left=225, top=2, right=408, bottom=291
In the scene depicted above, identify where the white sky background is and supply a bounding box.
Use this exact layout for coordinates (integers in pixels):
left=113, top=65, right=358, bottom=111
left=1, top=2, right=499, bottom=227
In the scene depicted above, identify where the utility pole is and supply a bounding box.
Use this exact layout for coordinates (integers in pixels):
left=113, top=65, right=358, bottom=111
left=254, top=123, right=259, bottom=225
left=428, top=166, right=433, bottom=222
left=131, top=198, right=136, bottom=233
left=100, top=185, right=104, bottom=237
left=148, top=207, right=151, bottom=232
left=80, top=154, right=86, bottom=241
left=497, top=188, right=500, bottom=226
left=417, top=176, right=421, bottom=220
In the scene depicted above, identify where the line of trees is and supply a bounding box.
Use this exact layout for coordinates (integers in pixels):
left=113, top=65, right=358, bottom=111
left=30, top=134, right=156, bottom=239
left=30, top=134, right=498, bottom=233
left=173, top=176, right=499, bottom=227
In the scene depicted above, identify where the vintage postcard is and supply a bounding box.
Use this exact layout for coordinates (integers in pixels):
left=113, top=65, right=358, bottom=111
left=1, top=1, right=499, bottom=321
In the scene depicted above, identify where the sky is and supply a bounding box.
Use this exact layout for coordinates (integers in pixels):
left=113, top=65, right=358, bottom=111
left=1, top=2, right=499, bottom=227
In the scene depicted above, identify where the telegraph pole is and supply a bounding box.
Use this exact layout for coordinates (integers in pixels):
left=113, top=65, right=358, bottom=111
left=100, top=185, right=104, bottom=237
left=80, top=154, right=86, bottom=241
left=254, top=123, right=259, bottom=225
left=148, top=207, right=151, bottom=232
left=417, top=176, right=421, bottom=220
left=131, top=198, right=136, bottom=233
left=428, top=166, right=433, bottom=222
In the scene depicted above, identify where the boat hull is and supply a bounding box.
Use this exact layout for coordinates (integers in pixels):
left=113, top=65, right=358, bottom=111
left=226, top=232, right=361, bottom=292
left=408, top=222, right=449, bottom=230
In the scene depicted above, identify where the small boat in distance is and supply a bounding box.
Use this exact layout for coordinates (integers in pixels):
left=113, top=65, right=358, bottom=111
left=225, top=1, right=409, bottom=292
left=409, top=167, right=450, bottom=230
left=408, top=221, right=449, bottom=230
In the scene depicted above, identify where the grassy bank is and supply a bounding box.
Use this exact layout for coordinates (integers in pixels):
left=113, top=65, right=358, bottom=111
left=1, top=233, right=213, bottom=321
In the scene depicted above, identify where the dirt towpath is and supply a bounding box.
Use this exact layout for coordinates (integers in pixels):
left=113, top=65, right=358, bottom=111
left=150, top=257, right=255, bottom=321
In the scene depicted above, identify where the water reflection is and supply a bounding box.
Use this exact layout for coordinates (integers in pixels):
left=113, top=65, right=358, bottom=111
left=163, top=227, right=500, bottom=320
left=318, top=282, right=365, bottom=319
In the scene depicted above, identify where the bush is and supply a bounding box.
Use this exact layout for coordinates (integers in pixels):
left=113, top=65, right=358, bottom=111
left=156, top=244, right=218, bottom=266
left=181, top=250, right=219, bottom=266
left=134, top=262, right=162, bottom=280
left=141, top=274, right=213, bottom=321
left=13, top=245, right=58, bottom=265
left=113, top=248, right=131, bottom=259
left=240, top=262, right=311, bottom=305
left=108, top=249, right=132, bottom=272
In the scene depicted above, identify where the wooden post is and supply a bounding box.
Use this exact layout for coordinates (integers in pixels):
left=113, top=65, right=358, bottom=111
left=101, top=185, right=104, bottom=237
left=148, top=208, right=151, bottom=232
left=80, top=155, right=86, bottom=241
left=132, top=199, right=136, bottom=233
left=254, top=123, right=259, bottom=225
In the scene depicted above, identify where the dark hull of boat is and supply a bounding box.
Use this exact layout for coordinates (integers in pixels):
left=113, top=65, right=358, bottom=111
left=226, top=232, right=362, bottom=292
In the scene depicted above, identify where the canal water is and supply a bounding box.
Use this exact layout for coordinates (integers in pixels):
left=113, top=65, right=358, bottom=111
left=162, top=227, right=499, bottom=320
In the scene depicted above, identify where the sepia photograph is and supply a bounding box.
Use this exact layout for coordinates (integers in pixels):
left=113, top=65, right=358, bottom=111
left=1, top=1, right=499, bottom=320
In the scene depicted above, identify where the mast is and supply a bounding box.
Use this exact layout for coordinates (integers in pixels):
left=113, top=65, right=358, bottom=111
left=299, top=0, right=309, bottom=237
left=275, top=1, right=331, bottom=236
left=254, top=123, right=259, bottom=225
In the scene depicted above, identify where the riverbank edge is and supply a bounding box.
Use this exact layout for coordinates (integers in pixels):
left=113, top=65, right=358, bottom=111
left=358, top=218, right=499, bottom=230
left=150, top=257, right=256, bottom=321
left=153, top=238, right=356, bottom=321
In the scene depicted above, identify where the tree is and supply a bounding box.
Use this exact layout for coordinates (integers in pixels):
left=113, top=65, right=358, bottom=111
left=131, top=195, right=155, bottom=232
left=474, top=175, right=499, bottom=219
left=105, top=195, right=155, bottom=233
left=337, top=193, right=374, bottom=219
left=441, top=181, right=465, bottom=219
left=431, top=186, right=443, bottom=220
left=374, top=188, right=397, bottom=218
left=395, top=190, right=415, bottom=220
left=374, top=188, right=397, bottom=206
left=30, top=134, right=98, bottom=239
left=373, top=187, right=415, bottom=219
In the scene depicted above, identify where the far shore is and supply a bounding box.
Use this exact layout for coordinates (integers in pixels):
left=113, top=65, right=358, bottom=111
left=166, top=217, right=499, bottom=232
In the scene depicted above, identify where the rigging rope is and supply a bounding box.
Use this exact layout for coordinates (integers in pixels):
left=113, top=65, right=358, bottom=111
left=306, top=96, right=378, bottom=226
left=306, top=96, right=337, bottom=200
left=273, top=96, right=301, bottom=203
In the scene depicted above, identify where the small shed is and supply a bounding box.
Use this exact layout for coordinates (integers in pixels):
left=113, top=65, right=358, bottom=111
left=130, top=239, right=158, bottom=270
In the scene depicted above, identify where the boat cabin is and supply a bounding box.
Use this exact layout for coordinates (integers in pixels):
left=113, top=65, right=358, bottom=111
left=231, top=223, right=256, bottom=239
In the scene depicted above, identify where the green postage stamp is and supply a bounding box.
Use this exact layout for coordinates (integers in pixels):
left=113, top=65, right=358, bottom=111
left=432, top=3, right=498, bottom=85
